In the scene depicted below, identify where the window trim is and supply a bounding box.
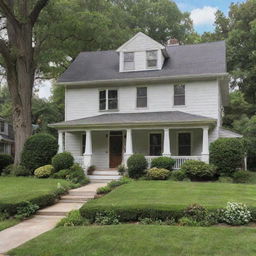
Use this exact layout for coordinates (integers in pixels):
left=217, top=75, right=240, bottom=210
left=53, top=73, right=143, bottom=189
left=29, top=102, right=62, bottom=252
left=173, top=84, right=186, bottom=106
left=123, top=52, right=135, bottom=71
left=136, top=87, right=147, bottom=108
left=0, top=121, right=5, bottom=133
left=99, top=89, right=119, bottom=111
left=177, top=131, right=192, bottom=156
left=146, top=50, right=158, bottom=69
left=148, top=132, right=163, bottom=156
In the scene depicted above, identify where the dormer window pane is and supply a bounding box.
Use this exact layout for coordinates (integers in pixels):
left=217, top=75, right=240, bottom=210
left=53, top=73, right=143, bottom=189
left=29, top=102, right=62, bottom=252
left=146, top=50, right=158, bottom=68
left=124, top=52, right=134, bottom=71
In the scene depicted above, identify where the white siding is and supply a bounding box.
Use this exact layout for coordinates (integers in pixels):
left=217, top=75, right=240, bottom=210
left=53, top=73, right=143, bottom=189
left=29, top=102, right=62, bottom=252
left=65, top=132, right=82, bottom=156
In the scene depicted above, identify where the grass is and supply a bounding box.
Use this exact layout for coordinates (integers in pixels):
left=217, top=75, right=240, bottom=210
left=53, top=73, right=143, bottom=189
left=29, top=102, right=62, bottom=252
left=82, top=180, right=256, bottom=211
left=0, top=177, right=71, bottom=205
left=0, top=219, right=20, bottom=231
left=9, top=225, right=256, bottom=256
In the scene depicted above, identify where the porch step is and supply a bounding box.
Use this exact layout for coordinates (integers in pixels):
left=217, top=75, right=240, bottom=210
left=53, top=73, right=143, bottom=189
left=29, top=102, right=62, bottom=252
left=89, top=179, right=118, bottom=183
left=93, top=170, right=119, bottom=175
left=88, top=175, right=120, bottom=181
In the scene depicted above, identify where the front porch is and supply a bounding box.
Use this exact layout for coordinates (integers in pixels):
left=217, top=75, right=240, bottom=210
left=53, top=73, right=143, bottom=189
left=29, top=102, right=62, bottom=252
left=58, top=126, right=211, bottom=171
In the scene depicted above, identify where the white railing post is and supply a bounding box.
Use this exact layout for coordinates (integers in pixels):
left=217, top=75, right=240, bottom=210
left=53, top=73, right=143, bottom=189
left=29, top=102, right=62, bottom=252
left=162, top=128, right=171, bottom=157
left=58, top=131, right=64, bottom=153
left=124, top=129, right=133, bottom=166
left=83, top=130, right=92, bottom=169
left=201, top=127, right=209, bottom=163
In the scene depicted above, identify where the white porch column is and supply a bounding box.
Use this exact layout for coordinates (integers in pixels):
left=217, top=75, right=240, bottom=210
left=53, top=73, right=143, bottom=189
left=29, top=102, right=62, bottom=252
left=83, top=130, right=92, bottom=169
left=58, top=131, right=64, bottom=153
left=124, top=129, right=133, bottom=166
left=201, top=127, right=209, bottom=163
left=162, top=128, right=171, bottom=157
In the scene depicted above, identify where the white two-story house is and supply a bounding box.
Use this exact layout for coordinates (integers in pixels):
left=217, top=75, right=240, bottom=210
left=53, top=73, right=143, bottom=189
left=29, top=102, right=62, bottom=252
left=51, top=32, right=241, bottom=172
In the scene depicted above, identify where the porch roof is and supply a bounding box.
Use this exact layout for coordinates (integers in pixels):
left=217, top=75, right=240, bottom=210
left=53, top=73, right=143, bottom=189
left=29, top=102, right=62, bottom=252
left=50, top=111, right=216, bottom=129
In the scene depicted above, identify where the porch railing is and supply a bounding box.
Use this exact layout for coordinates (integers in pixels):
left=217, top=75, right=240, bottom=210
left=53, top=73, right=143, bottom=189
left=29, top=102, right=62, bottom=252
left=145, top=155, right=202, bottom=170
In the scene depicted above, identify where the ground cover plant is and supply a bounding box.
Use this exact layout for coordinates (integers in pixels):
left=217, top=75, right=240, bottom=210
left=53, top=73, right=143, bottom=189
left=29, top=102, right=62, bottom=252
left=9, top=225, right=256, bottom=256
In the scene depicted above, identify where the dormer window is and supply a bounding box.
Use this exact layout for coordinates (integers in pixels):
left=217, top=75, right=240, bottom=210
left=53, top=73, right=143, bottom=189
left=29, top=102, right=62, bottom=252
left=146, top=50, right=158, bottom=68
left=124, top=52, right=134, bottom=71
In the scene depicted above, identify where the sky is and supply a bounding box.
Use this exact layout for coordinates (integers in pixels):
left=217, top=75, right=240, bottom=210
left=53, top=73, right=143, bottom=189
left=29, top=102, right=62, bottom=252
left=37, top=0, right=245, bottom=99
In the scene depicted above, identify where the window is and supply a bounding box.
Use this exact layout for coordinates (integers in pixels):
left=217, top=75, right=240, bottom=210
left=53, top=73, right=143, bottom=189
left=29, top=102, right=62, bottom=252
left=174, top=84, right=185, bottom=106
left=124, top=52, right=134, bottom=71
left=82, top=134, right=86, bottom=154
left=99, top=89, right=118, bottom=110
left=0, top=121, right=4, bottom=133
left=137, top=87, right=147, bottom=108
left=146, top=50, right=158, bottom=68
left=150, top=133, right=162, bottom=156
left=178, top=133, right=191, bottom=156
left=0, top=143, right=5, bottom=153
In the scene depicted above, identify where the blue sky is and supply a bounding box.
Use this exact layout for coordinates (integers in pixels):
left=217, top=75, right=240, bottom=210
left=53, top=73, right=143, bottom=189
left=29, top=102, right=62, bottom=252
left=176, top=0, right=245, bottom=34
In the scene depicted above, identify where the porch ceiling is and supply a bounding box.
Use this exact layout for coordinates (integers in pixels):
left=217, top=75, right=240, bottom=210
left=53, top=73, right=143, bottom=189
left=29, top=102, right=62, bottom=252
left=49, top=111, right=216, bottom=129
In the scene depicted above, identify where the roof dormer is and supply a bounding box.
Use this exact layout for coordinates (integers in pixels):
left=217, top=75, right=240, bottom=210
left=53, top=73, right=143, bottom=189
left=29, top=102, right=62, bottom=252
left=116, top=32, right=168, bottom=73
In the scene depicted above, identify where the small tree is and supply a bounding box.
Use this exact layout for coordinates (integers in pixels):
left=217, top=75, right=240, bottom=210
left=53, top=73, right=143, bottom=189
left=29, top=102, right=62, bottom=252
left=210, top=138, right=245, bottom=176
left=127, top=154, right=148, bottom=179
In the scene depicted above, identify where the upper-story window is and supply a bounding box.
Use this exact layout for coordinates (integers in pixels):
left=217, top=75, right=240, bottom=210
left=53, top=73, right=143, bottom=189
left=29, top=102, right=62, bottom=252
left=124, top=52, right=134, bottom=71
left=0, top=121, right=5, bottom=133
left=174, top=84, right=185, bottom=106
left=136, top=87, right=147, bottom=108
left=146, top=50, right=158, bottom=68
left=99, top=89, right=118, bottom=111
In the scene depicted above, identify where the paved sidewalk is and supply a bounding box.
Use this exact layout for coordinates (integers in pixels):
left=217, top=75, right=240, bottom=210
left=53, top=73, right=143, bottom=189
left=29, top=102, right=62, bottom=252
left=0, top=183, right=106, bottom=254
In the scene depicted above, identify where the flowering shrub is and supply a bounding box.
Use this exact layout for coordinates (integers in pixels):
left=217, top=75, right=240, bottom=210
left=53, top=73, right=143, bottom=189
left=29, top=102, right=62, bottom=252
left=221, top=202, right=251, bottom=225
left=146, top=168, right=170, bottom=180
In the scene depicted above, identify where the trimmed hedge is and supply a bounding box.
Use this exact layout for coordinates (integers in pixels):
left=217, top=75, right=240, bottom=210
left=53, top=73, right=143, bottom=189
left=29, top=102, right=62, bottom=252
left=52, top=152, right=74, bottom=172
left=127, top=154, right=148, bottom=179
left=151, top=157, right=175, bottom=171
left=146, top=168, right=170, bottom=180
left=210, top=138, right=245, bottom=176
left=0, top=154, right=13, bottom=174
left=21, top=133, right=58, bottom=171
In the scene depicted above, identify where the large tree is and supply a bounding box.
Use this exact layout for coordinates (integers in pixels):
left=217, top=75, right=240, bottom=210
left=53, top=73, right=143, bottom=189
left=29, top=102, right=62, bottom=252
left=0, top=0, right=49, bottom=163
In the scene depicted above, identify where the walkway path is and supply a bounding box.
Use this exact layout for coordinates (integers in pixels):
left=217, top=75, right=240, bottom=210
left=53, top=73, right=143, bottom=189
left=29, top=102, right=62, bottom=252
left=0, top=183, right=106, bottom=254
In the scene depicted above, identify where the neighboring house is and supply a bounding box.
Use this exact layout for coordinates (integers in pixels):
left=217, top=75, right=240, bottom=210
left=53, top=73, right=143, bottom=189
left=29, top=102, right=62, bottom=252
left=0, top=117, right=14, bottom=155
left=51, top=32, right=241, bottom=171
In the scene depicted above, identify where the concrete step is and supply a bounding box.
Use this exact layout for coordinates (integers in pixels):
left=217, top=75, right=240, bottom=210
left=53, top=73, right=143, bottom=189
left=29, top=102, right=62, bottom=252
left=59, top=199, right=88, bottom=203
left=89, top=179, right=117, bottom=183
left=37, top=203, right=83, bottom=216
left=88, top=175, right=120, bottom=180
left=94, top=170, right=119, bottom=175
left=68, top=191, right=96, bottom=196
left=61, top=195, right=94, bottom=200
left=37, top=211, right=67, bottom=216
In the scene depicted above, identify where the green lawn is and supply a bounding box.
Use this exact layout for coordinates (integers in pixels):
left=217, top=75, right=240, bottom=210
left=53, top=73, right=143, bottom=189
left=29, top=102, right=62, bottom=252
left=0, top=177, right=71, bottom=205
left=0, top=219, right=20, bottom=231
left=84, top=181, right=256, bottom=210
left=9, top=225, right=256, bottom=256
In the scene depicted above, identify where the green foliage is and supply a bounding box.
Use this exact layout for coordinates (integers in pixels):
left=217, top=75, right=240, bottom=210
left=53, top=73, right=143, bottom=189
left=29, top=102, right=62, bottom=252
left=52, top=152, right=74, bottom=172
left=15, top=201, right=39, bottom=220
left=151, top=157, right=175, bottom=171
left=127, top=154, right=148, bottom=179
left=210, top=138, right=245, bottom=176
left=108, top=177, right=131, bottom=188
left=87, top=165, right=96, bottom=175
left=217, top=176, right=233, bottom=183
left=97, top=185, right=112, bottom=195
left=7, top=165, right=31, bottom=177
left=171, top=170, right=186, bottom=181
left=117, top=164, right=127, bottom=175
left=178, top=217, right=199, bottom=226
left=56, top=210, right=89, bottom=227
left=233, top=170, right=251, bottom=184
left=34, top=165, right=54, bottom=178
left=146, top=168, right=170, bottom=180
left=95, top=210, right=120, bottom=225
left=180, top=160, right=217, bottom=181
left=21, top=133, right=58, bottom=171
left=184, top=204, right=208, bottom=222
left=0, top=154, right=13, bottom=174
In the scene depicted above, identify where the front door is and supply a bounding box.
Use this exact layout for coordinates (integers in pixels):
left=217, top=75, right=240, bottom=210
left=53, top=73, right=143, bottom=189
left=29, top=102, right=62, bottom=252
left=109, top=131, right=123, bottom=168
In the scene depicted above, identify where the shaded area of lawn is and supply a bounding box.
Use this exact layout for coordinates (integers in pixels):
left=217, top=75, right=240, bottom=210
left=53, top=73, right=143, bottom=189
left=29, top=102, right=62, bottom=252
left=83, top=181, right=256, bottom=211
left=0, top=219, right=20, bottom=231
left=9, top=225, right=256, bottom=256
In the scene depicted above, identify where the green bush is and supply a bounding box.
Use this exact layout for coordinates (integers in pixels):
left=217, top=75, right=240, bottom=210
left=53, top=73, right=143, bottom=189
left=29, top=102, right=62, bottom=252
left=184, top=204, right=208, bottom=222
left=151, top=157, right=175, bottom=171
left=233, top=170, right=251, bottom=183
left=56, top=210, right=89, bottom=227
left=52, top=152, right=74, bottom=172
left=34, top=165, right=54, bottom=178
left=146, top=168, right=170, bottom=180
left=95, top=210, right=120, bottom=225
left=117, top=164, right=127, bottom=176
left=180, top=160, right=217, bottom=181
left=127, top=154, right=148, bottom=179
left=178, top=217, right=199, bottom=226
left=96, top=185, right=112, bottom=195
left=87, top=165, right=96, bottom=175
left=0, top=154, right=13, bottom=174
left=6, top=164, right=31, bottom=176
left=108, top=177, right=132, bottom=188
left=21, top=133, right=58, bottom=171
left=15, top=201, right=39, bottom=220
left=217, top=176, right=233, bottom=183
left=170, top=170, right=186, bottom=181
left=52, top=169, right=70, bottom=179
left=210, top=138, right=245, bottom=176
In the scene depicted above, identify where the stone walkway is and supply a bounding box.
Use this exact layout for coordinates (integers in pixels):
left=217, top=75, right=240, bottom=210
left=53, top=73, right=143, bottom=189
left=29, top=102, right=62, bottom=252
left=0, top=183, right=107, bottom=254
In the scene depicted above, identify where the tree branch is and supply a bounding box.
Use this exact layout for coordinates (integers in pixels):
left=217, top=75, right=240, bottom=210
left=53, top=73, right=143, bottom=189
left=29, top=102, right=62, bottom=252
left=0, top=0, right=20, bottom=28
left=30, top=0, right=50, bottom=27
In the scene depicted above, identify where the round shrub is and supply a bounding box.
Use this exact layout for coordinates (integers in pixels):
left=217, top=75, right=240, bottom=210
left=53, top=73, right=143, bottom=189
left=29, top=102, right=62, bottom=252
left=21, top=133, right=58, bottom=171
left=151, top=156, right=175, bottom=171
left=171, top=170, right=187, bottom=181
left=184, top=204, right=208, bottom=222
left=210, top=138, right=245, bottom=176
left=217, top=176, right=233, bottom=183
left=7, top=164, right=31, bottom=176
left=34, top=165, right=54, bottom=178
left=233, top=170, right=251, bottom=184
left=146, top=168, right=170, bottom=180
left=127, top=154, right=148, bottom=179
left=180, top=160, right=217, bottom=181
left=0, top=154, right=13, bottom=174
left=52, top=152, right=74, bottom=172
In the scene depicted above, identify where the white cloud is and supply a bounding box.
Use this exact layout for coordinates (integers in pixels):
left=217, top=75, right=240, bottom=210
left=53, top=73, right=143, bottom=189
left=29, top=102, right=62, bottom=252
left=190, top=6, right=218, bottom=26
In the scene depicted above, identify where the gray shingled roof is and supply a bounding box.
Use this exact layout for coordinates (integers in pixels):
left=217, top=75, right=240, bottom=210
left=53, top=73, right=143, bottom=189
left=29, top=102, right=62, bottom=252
left=219, top=128, right=242, bottom=138
left=50, top=111, right=216, bottom=128
left=58, top=41, right=226, bottom=83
